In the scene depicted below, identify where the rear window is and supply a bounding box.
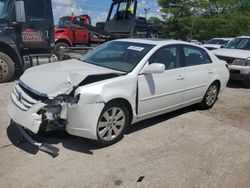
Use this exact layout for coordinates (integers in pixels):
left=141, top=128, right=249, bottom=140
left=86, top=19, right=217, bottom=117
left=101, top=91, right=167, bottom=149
left=183, top=46, right=212, bottom=66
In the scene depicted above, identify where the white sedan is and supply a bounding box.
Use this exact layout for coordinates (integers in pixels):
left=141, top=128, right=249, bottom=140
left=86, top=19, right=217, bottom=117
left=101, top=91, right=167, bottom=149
left=7, top=39, right=229, bottom=148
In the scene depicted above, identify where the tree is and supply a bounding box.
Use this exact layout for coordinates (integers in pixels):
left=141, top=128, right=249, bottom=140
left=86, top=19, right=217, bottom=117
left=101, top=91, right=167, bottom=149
left=147, top=17, right=162, bottom=25
left=158, top=0, right=250, bottom=41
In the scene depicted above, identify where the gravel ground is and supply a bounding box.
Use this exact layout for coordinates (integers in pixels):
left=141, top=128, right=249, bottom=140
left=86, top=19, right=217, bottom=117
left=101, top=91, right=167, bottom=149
left=0, top=80, right=250, bottom=188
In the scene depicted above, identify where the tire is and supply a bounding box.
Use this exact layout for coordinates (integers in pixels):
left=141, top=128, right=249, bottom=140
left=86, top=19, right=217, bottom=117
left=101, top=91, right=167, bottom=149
left=96, top=101, right=130, bottom=146
left=199, top=82, right=219, bottom=110
left=54, top=42, right=69, bottom=52
left=0, top=52, right=15, bottom=83
left=243, top=74, right=250, bottom=88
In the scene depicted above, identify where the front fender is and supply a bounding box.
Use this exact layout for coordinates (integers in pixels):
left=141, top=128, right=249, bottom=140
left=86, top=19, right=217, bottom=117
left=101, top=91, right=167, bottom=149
left=0, top=32, right=23, bottom=69
left=55, top=33, right=72, bottom=46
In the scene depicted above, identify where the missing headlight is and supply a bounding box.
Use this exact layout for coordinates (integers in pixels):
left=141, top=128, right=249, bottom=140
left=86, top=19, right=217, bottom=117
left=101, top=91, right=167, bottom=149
left=44, top=105, right=62, bottom=121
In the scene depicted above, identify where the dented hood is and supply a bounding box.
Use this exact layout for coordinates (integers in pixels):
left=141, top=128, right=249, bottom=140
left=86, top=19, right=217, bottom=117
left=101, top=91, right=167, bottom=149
left=20, top=59, right=122, bottom=98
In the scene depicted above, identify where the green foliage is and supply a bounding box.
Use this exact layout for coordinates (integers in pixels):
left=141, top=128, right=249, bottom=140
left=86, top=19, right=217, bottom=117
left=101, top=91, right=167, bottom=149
left=147, top=17, right=163, bottom=25
left=158, top=0, right=250, bottom=41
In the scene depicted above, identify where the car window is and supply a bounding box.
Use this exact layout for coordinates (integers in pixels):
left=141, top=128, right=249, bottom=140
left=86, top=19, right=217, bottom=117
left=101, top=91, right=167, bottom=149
left=82, top=41, right=154, bottom=73
left=148, top=46, right=181, bottom=70
left=225, top=38, right=250, bottom=50
left=24, top=0, right=45, bottom=18
left=57, top=17, right=71, bottom=28
left=183, top=46, right=212, bottom=66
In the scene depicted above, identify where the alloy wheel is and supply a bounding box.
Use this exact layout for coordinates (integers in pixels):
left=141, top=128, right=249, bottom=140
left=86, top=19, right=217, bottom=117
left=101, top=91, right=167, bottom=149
left=97, top=107, right=126, bottom=141
left=206, top=85, right=218, bottom=106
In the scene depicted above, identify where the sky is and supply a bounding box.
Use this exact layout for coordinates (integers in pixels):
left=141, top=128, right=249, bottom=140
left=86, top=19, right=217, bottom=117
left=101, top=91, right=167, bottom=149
left=52, top=0, right=164, bottom=25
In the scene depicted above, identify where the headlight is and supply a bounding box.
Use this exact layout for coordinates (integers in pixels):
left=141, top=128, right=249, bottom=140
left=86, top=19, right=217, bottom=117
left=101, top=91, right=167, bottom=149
left=232, top=58, right=247, bottom=66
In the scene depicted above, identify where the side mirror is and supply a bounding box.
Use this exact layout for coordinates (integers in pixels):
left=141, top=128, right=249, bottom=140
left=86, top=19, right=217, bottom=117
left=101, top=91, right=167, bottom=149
left=141, top=63, right=165, bottom=74
left=15, top=1, right=26, bottom=23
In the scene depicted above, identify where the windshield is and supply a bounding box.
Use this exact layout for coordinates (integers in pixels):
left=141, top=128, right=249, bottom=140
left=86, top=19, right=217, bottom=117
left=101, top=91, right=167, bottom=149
left=81, top=41, right=155, bottom=73
left=206, top=39, right=228, bottom=45
left=0, top=0, right=12, bottom=19
left=57, top=17, right=71, bottom=28
left=224, top=38, right=250, bottom=50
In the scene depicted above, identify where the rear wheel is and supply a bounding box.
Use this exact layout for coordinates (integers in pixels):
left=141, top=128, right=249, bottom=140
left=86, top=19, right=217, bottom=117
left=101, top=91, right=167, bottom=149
left=200, top=82, right=219, bottom=110
left=0, top=52, right=15, bottom=83
left=96, top=102, right=130, bottom=146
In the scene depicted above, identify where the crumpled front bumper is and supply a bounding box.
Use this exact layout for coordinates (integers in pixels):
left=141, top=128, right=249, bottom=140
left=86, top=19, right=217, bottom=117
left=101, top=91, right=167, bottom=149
left=7, top=90, right=47, bottom=133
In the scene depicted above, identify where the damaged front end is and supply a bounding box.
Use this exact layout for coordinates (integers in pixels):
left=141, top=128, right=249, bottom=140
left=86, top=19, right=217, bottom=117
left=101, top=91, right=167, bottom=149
left=7, top=72, right=122, bottom=156
left=7, top=82, right=80, bottom=156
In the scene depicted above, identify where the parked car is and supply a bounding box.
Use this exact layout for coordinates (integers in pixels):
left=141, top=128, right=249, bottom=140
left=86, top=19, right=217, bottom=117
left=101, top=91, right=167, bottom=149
left=212, top=36, right=250, bottom=87
left=7, top=39, right=229, bottom=150
left=188, top=39, right=202, bottom=45
left=202, top=38, right=233, bottom=50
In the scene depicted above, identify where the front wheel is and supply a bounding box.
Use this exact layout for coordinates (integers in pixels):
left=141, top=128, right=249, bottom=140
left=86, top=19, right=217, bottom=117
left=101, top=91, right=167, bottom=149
left=0, top=52, right=15, bottom=83
left=96, top=102, right=130, bottom=146
left=199, top=83, right=219, bottom=110
left=54, top=42, right=69, bottom=52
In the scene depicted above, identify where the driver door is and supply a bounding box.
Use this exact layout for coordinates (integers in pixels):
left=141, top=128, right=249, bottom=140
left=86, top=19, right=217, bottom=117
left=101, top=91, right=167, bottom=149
left=138, top=45, right=185, bottom=117
left=73, top=17, right=88, bottom=45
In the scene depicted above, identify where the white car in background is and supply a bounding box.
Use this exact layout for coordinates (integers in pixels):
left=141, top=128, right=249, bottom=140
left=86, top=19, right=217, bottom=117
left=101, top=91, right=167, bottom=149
left=203, top=38, right=233, bottom=50
left=212, top=36, right=250, bottom=87
left=7, top=39, right=229, bottom=153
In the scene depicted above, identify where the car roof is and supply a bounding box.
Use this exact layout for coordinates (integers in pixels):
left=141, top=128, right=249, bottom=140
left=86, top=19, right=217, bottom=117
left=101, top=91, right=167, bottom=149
left=210, top=38, right=233, bottom=40
left=114, top=38, right=200, bottom=47
left=236, top=36, right=250, bottom=39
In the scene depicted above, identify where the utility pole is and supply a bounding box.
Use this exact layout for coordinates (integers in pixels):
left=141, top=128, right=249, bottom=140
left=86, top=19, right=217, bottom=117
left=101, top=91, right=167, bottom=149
left=144, top=8, right=150, bottom=19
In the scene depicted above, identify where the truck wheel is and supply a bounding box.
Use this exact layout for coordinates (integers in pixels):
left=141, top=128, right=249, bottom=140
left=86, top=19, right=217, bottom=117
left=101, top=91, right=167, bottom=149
left=0, top=52, right=15, bottom=83
left=243, top=74, right=250, bottom=88
left=54, top=42, right=69, bottom=52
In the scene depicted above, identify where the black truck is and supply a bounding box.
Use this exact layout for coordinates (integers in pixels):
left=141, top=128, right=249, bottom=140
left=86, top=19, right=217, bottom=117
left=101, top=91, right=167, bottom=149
left=0, top=0, right=161, bottom=83
left=0, top=0, right=55, bottom=83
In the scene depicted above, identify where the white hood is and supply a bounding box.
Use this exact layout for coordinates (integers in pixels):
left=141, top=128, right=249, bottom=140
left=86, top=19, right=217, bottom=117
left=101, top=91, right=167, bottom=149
left=212, top=48, right=250, bottom=59
left=202, top=44, right=221, bottom=49
left=19, top=59, right=122, bottom=98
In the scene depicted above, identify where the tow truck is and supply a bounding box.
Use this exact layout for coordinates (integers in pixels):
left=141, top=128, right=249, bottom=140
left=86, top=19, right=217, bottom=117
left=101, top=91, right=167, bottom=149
left=54, top=15, right=106, bottom=51
left=0, top=0, right=142, bottom=83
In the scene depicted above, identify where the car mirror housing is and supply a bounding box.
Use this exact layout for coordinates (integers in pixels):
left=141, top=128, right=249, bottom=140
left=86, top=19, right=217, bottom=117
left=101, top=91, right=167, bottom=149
left=141, top=63, right=165, bottom=74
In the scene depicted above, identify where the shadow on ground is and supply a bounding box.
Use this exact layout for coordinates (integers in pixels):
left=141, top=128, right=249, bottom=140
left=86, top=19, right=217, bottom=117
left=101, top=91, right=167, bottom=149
left=7, top=105, right=197, bottom=157
left=227, top=80, right=249, bottom=89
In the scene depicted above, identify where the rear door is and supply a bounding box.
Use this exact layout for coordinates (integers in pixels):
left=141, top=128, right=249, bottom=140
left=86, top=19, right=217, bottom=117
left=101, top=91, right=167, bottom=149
left=21, top=0, right=54, bottom=50
left=182, top=45, right=214, bottom=102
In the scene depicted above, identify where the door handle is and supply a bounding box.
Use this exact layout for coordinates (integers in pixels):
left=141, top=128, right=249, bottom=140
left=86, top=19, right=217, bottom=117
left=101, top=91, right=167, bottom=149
left=176, top=75, right=184, bottom=80
left=208, top=70, right=214, bottom=74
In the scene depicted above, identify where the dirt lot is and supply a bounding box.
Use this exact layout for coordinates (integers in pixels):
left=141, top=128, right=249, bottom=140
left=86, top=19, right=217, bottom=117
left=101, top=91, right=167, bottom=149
left=0, top=80, right=250, bottom=188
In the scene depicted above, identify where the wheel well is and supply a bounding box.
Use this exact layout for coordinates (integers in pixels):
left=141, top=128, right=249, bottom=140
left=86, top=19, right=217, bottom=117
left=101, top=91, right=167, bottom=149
left=0, top=42, right=21, bottom=67
left=213, top=80, right=221, bottom=91
left=55, top=39, right=72, bottom=47
left=106, top=98, right=133, bottom=124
